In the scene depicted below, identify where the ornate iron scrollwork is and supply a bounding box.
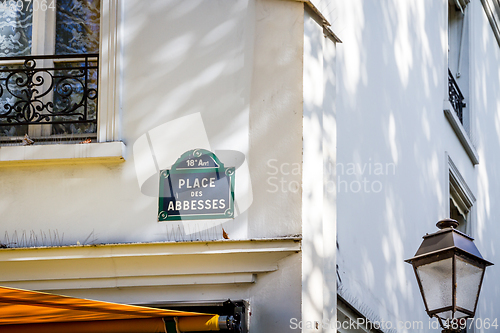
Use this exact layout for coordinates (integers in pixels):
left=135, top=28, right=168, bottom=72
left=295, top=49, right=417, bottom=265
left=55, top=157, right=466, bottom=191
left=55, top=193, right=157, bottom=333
left=448, top=69, right=466, bottom=124
left=0, top=53, right=98, bottom=129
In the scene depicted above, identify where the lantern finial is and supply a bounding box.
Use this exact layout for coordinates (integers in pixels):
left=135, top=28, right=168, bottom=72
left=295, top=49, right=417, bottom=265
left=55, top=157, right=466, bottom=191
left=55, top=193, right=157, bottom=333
left=436, top=218, right=459, bottom=229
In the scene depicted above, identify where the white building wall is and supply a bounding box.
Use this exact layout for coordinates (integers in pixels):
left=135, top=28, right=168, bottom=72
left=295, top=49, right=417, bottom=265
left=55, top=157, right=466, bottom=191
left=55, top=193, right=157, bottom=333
left=248, top=0, right=304, bottom=239
left=0, top=0, right=305, bottom=246
left=470, top=0, right=500, bottom=327
left=9, top=0, right=500, bottom=332
left=332, top=0, right=500, bottom=331
left=0, top=0, right=327, bottom=332
left=302, top=6, right=337, bottom=333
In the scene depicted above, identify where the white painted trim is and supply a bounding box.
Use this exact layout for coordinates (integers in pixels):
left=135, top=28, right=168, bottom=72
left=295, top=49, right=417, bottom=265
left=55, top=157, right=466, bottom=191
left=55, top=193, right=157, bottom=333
left=337, top=295, right=378, bottom=333
left=481, top=0, right=500, bottom=47
left=0, top=238, right=300, bottom=291
left=447, top=154, right=476, bottom=236
left=443, top=101, right=479, bottom=165
left=98, top=0, right=122, bottom=142
left=289, top=0, right=342, bottom=42
left=448, top=155, right=476, bottom=206
left=443, top=151, right=451, bottom=219
left=0, top=141, right=125, bottom=166
left=3, top=273, right=256, bottom=291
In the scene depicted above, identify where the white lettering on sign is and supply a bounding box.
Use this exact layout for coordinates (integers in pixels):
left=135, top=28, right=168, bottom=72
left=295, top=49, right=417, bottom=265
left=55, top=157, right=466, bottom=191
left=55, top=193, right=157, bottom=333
left=178, top=177, right=216, bottom=189
left=166, top=199, right=226, bottom=211
left=186, top=159, right=210, bottom=167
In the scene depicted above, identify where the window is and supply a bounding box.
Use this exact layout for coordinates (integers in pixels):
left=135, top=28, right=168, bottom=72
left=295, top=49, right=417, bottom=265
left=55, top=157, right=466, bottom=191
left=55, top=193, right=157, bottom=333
left=0, top=0, right=100, bottom=144
left=337, top=295, right=384, bottom=333
left=0, top=0, right=120, bottom=146
left=448, top=155, right=475, bottom=236
left=448, top=0, right=470, bottom=133
left=445, top=0, right=478, bottom=164
left=450, top=186, right=469, bottom=234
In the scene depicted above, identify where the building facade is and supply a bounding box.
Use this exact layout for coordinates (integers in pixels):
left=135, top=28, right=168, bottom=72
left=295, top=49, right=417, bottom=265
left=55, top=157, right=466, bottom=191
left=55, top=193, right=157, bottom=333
left=0, top=0, right=499, bottom=332
left=334, top=0, right=500, bottom=332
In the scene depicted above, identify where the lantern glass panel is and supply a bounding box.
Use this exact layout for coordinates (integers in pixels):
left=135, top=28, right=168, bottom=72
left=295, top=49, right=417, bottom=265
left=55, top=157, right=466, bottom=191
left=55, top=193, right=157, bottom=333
left=456, top=256, right=484, bottom=313
left=416, top=258, right=453, bottom=315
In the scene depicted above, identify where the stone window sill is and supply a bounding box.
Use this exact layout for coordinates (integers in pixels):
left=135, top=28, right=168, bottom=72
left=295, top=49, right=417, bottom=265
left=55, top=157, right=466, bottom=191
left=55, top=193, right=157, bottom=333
left=444, top=101, right=479, bottom=165
left=0, top=141, right=126, bottom=166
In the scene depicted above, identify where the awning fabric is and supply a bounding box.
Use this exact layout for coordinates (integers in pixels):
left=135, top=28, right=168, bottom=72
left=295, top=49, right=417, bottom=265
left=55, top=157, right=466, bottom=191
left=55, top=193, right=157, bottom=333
left=0, top=286, right=220, bottom=333
left=0, top=318, right=169, bottom=333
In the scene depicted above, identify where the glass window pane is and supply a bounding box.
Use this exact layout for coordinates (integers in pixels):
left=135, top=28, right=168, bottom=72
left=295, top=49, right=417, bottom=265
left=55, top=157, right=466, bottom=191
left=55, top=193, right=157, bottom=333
left=55, top=0, right=100, bottom=55
left=0, top=64, right=28, bottom=137
left=456, top=257, right=483, bottom=313
left=0, top=3, right=32, bottom=138
left=0, top=2, right=33, bottom=57
left=416, top=258, right=453, bottom=315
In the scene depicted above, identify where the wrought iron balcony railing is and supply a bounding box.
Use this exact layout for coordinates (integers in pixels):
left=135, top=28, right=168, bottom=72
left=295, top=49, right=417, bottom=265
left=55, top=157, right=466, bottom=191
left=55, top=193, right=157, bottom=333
left=448, top=69, right=466, bottom=124
left=0, top=54, right=98, bottom=131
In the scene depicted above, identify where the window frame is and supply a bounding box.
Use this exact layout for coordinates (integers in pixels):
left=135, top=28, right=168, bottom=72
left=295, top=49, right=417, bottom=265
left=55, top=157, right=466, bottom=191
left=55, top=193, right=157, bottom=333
left=0, top=1, right=57, bottom=139
left=444, top=0, right=479, bottom=165
left=337, top=294, right=384, bottom=333
left=97, top=0, right=121, bottom=143
left=0, top=0, right=121, bottom=144
left=0, top=0, right=123, bottom=166
left=446, top=154, right=476, bottom=237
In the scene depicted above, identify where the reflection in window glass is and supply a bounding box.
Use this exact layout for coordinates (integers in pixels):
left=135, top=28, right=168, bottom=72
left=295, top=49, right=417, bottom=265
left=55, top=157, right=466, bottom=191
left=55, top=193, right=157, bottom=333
left=55, top=0, right=100, bottom=55
left=0, top=3, right=32, bottom=137
left=0, top=2, right=33, bottom=57
left=0, top=65, right=29, bottom=137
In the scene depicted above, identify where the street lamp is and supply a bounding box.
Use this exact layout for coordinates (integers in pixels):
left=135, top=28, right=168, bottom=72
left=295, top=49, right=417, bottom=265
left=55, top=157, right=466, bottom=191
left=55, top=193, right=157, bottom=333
left=405, top=218, right=493, bottom=332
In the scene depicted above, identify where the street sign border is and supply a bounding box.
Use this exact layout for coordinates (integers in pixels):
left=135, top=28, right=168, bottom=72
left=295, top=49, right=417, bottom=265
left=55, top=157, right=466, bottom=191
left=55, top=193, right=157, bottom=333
left=158, top=149, right=235, bottom=221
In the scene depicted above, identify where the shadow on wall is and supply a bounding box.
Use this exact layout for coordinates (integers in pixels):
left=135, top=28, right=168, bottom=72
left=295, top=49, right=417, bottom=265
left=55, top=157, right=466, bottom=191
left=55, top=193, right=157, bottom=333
left=122, top=0, right=254, bottom=144
left=119, top=0, right=257, bottom=242
left=335, top=0, right=500, bottom=330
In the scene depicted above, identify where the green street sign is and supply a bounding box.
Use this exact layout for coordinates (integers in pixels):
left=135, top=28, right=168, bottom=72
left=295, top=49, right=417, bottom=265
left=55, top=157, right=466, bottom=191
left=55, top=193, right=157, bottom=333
left=158, top=149, right=235, bottom=221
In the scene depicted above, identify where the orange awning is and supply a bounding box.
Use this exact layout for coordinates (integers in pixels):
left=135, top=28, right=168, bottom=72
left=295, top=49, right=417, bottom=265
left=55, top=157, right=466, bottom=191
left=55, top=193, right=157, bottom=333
left=0, top=286, right=220, bottom=333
